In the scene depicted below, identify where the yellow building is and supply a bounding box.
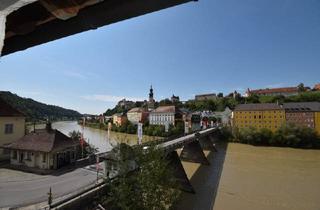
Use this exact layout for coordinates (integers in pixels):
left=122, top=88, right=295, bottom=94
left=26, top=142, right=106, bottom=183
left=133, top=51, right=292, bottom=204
left=233, top=103, right=285, bottom=132
left=0, top=98, right=26, bottom=160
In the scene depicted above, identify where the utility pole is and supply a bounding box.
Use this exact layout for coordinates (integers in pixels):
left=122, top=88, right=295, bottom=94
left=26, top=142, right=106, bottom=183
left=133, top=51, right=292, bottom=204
left=48, top=187, right=52, bottom=208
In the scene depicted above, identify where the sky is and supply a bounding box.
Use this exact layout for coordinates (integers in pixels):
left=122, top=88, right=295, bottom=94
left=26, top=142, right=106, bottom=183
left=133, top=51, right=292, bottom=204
left=0, top=0, right=320, bottom=114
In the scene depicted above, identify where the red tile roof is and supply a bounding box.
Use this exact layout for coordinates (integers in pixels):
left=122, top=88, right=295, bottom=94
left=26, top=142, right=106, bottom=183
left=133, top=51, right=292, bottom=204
left=128, top=107, right=147, bottom=113
left=152, top=106, right=176, bottom=113
left=0, top=98, right=25, bottom=117
left=234, top=103, right=283, bottom=111
left=248, top=87, right=298, bottom=95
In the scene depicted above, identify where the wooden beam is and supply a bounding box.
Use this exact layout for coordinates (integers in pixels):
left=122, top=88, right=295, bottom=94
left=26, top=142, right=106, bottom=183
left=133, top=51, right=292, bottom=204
left=2, top=0, right=195, bottom=56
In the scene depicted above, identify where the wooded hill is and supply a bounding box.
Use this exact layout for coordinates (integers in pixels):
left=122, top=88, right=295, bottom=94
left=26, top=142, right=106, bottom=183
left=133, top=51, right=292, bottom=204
left=0, top=91, right=82, bottom=121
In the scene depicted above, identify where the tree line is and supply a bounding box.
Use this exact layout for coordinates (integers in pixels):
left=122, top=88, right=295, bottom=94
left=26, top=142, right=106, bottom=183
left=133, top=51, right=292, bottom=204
left=219, top=124, right=320, bottom=149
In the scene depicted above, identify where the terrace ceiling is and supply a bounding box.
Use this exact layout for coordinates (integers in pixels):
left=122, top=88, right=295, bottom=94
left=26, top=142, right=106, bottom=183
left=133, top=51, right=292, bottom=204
left=0, top=0, right=195, bottom=56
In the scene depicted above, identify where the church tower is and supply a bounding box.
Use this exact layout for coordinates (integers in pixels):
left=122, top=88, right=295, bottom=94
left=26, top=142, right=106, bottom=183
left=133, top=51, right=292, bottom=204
left=148, top=85, right=155, bottom=110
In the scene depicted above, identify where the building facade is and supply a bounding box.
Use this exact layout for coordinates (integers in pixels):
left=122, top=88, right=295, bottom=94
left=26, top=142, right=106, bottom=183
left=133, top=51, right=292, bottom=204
left=245, top=87, right=299, bottom=97
left=233, top=102, right=320, bottom=133
left=211, top=107, right=233, bottom=125
left=3, top=125, right=79, bottom=170
left=233, top=103, right=286, bottom=132
left=127, top=107, right=149, bottom=125
left=113, top=113, right=127, bottom=126
left=0, top=98, right=26, bottom=160
left=315, top=112, right=320, bottom=134
left=149, top=106, right=177, bottom=126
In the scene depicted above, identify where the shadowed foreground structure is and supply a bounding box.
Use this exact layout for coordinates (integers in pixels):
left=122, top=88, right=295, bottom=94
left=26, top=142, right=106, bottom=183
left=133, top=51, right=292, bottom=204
left=1, top=0, right=196, bottom=56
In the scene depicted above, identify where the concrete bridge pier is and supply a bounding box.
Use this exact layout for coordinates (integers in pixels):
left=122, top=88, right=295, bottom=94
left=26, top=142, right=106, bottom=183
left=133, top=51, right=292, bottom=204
left=200, top=135, right=218, bottom=152
left=180, top=140, right=210, bottom=165
left=166, top=151, right=195, bottom=193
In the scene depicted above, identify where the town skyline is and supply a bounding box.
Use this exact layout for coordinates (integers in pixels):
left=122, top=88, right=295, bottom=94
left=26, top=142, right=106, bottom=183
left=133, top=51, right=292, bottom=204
left=1, top=0, right=320, bottom=114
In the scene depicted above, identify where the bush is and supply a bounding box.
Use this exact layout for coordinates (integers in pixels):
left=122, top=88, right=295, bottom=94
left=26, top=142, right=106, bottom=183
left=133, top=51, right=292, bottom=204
left=232, top=124, right=320, bottom=149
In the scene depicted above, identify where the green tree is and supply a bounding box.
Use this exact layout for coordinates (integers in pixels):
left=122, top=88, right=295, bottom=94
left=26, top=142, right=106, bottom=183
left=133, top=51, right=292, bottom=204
left=104, top=143, right=180, bottom=210
left=246, top=94, right=260, bottom=103
left=297, top=83, right=306, bottom=92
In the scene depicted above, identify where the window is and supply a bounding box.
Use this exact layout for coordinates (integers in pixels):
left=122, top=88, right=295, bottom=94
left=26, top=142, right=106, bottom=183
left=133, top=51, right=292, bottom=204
left=71, top=152, right=75, bottom=160
left=12, top=151, right=17, bottom=160
left=4, top=124, right=13, bottom=134
left=26, top=152, right=31, bottom=160
left=42, top=153, right=46, bottom=163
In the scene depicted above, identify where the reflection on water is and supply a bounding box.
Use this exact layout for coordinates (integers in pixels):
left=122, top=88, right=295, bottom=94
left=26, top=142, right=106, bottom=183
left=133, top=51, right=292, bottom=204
left=49, top=121, right=160, bottom=153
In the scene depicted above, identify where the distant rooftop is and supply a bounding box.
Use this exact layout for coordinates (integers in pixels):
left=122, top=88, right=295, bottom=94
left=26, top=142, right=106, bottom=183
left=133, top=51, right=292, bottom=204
left=3, top=129, right=78, bottom=152
left=152, top=105, right=176, bottom=113
left=234, top=103, right=283, bottom=111
left=247, top=87, right=299, bottom=95
left=128, top=107, right=147, bottom=113
left=283, top=102, right=320, bottom=112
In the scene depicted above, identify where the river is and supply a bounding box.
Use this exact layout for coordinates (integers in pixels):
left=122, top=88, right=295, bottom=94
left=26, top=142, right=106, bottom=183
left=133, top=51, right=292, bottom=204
left=177, top=142, right=320, bottom=210
left=31, top=121, right=160, bottom=153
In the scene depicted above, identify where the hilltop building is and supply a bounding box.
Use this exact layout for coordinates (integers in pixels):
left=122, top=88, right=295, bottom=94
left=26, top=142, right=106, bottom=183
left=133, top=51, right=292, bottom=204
left=233, top=102, right=320, bottom=133
left=117, top=99, right=135, bottom=109
left=314, top=84, right=320, bottom=91
left=127, top=107, right=149, bottom=125
left=195, top=93, right=217, bottom=101
left=0, top=98, right=26, bottom=160
left=3, top=123, right=79, bottom=170
left=245, top=87, right=299, bottom=97
left=171, top=94, right=180, bottom=103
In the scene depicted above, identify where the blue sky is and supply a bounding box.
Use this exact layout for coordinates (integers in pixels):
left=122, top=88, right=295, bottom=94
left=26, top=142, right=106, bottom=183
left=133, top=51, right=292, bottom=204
left=0, top=0, right=320, bottom=114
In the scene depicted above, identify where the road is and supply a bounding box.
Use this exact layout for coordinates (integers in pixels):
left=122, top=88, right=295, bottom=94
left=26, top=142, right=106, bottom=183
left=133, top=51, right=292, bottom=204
left=0, top=167, right=98, bottom=208
left=159, top=127, right=216, bottom=148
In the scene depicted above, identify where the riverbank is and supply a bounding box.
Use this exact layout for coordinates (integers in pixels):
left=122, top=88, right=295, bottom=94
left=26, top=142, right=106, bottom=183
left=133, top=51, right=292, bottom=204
left=80, top=122, right=163, bottom=144
left=177, top=143, right=320, bottom=210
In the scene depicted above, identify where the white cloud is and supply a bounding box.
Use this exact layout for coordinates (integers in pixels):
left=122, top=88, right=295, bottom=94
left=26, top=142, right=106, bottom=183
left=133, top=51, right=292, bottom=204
left=81, top=94, right=145, bottom=102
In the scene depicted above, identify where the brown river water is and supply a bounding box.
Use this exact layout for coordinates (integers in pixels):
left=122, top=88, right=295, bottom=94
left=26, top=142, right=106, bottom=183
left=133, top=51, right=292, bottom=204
left=178, top=143, right=320, bottom=210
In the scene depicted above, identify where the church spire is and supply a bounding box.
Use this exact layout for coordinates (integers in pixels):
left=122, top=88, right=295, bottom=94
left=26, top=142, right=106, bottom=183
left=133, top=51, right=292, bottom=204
left=149, top=85, right=154, bottom=100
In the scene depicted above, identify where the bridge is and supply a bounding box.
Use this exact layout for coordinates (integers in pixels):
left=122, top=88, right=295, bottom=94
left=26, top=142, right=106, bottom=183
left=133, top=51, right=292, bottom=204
left=49, top=127, right=221, bottom=209
left=159, top=127, right=220, bottom=193
left=97, top=127, right=220, bottom=193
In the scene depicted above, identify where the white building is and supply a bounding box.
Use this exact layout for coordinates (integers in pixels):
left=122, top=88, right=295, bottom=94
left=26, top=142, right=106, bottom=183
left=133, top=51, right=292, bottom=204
left=149, top=106, right=177, bottom=126
left=3, top=125, right=79, bottom=170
